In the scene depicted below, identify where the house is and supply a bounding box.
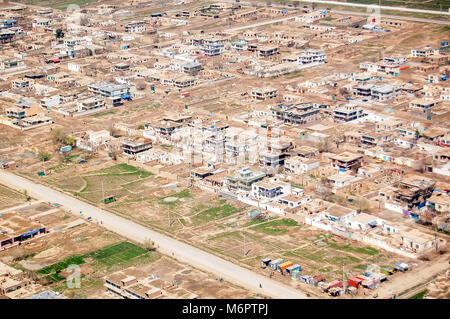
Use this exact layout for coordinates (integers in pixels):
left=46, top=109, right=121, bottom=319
left=323, top=204, right=358, bottom=223
left=137, top=149, right=168, bottom=163
left=0, top=213, right=47, bottom=250
left=252, top=179, right=291, bottom=200
left=284, top=156, right=320, bottom=175
left=251, top=87, right=277, bottom=101
left=393, top=175, right=435, bottom=208
left=124, top=21, right=146, bottom=33
left=225, top=167, right=266, bottom=192
left=409, top=98, right=440, bottom=110
left=0, top=262, right=30, bottom=297
left=271, top=103, right=320, bottom=125
left=427, top=195, right=450, bottom=213
left=297, top=49, right=327, bottom=65
left=11, top=78, right=34, bottom=89
left=182, top=61, right=203, bottom=75
left=278, top=194, right=311, bottom=209
left=328, top=173, right=358, bottom=188
left=401, top=229, right=437, bottom=253
left=76, top=130, right=112, bottom=152
left=122, top=137, right=152, bottom=156
left=330, top=152, right=363, bottom=172
left=149, top=120, right=183, bottom=137
left=333, top=105, right=365, bottom=122
left=77, top=97, right=106, bottom=112
left=345, top=213, right=382, bottom=231
left=411, top=47, right=439, bottom=58
left=88, top=82, right=129, bottom=97
left=201, top=40, right=225, bottom=56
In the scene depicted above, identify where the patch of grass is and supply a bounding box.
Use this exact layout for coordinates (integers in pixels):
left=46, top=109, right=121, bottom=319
left=250, top=219, right=298, bottom=236
left=37, top=242, right=152, bottom=282
left=192, top=204, right=240, bottom=225
left=323, top=238, right=380, bottom=256
left=410, top=289, right=428, bottom=299
left=91, top=110, right=116, bottom=118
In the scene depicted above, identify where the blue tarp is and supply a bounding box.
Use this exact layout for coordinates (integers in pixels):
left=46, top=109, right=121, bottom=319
left=22, top=228, right=40, bottom=237
left=418, top=201, right=426, bottom=209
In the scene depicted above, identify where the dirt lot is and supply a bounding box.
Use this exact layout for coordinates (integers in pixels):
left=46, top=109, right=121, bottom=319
left=8, top=161, right=421, bottom=297
left=0, top=198, right=258, bottom=299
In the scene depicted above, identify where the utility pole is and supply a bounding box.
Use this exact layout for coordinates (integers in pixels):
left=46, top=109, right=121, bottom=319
left=101, top=180, right=105, bottom=203
left=342, top=263, right=346, bottom=294
left=243, top=232, right=246, bottom=256
left=435, top=233, right=438, bottom=252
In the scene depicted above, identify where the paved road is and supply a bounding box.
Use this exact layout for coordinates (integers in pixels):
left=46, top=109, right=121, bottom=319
left=331, top=9, right=450, bottom=25
left=229, top=15, right=296, bottom=31
left=217, top=0, right=450, bottom=25
left=0, top=171, right=307, bottom=299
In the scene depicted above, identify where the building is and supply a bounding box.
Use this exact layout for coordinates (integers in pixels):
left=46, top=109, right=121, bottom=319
left=401, top=229, right=437, bottom=253
left=125, top=21, right=146, bottom=33
left=251, top=87, right=277, bottom=101
left=323, top=204, right=358, bottom=223
left=88, top=82, right=129, bottom=97
left=252, top=179, right=291, bottom=200
left=0, top=213, right=47, bottom=250
left=427, top=195, right=450, bottom=213
left=77, top=97, right=106, bottom=112
left=411, top=47, right=439, bottom=58
left=271, top=103, right=320, bottom=125
left=297, top=49, right=327, bottom=65
left=329, top=152, right=363, bottom=172
left=122, top=137, right=152, bottom=156
left=284, top=156, right=320, bottom=175
left=76, top=130, right=112, bottom=151
left=333, top=105, right=365, bottom=122
left=201, top=40, right=225, bottom=56
left=104, top=267, right=198, bottom=299
left=182, top=62, right=203, bottom=75
left=393, top=175, right=436, bottom=208
left=225, top=168, right=266, bottom=192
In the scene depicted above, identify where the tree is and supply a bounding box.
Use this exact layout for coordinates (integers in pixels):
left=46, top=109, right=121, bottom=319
left=316, top=139, right=331, bottom=152
left=38, top=149, right=52, bottom=162
left=51, top=128, right=67, bottom=145
left=356, top=198, right=370, bottom=213
left=143, top=238, right=156, bottom=251
left=65, top=135, right=76, bottom=147
left=55, top=29, right=65, bottom=39
left=339, top=87, right=350, bottom=97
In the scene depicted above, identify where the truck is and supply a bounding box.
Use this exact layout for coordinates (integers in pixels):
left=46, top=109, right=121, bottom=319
left=394, top=262, right=408, bottom=272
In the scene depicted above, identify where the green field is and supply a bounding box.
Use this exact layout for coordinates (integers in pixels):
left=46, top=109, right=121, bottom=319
left=37, top=242, right=153, bottom=283
left=191, top=204, right=240, bottom=225
left=76, top=164, right=153, bottom=203
left=250, top=218, right=299, bottom=236
left=409, top=289, right=428, bottom=299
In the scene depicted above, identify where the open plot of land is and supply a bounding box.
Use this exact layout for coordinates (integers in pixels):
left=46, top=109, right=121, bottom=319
left=0, top=184, right=28, bottom=210
left=37, top=241, right=155, bottom=283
